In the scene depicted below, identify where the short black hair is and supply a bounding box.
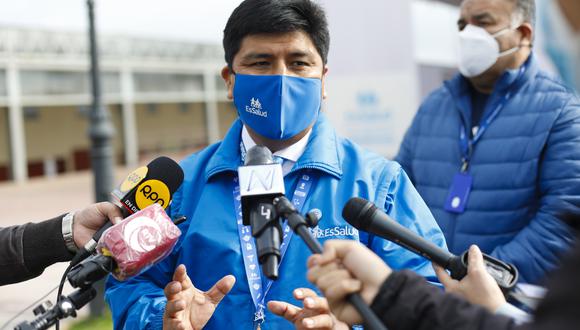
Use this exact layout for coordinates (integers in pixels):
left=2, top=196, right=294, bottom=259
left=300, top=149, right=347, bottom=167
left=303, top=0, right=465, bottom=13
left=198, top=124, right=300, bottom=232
left=223, top=0, right=330, bottom=69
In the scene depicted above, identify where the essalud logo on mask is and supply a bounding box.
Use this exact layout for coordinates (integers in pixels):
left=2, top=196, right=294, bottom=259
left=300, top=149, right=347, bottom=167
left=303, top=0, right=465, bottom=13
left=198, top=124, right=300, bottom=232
left=245, top=97, right=268, bottom=118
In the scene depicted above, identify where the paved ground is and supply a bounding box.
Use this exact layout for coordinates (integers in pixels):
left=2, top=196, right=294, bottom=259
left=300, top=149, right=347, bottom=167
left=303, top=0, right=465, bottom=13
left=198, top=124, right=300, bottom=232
left=0, top=164, right=143, bottom=329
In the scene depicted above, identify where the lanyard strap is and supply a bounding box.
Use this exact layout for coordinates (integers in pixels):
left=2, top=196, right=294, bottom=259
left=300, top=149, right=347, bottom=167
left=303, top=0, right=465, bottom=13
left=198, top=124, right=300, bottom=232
left=459, top=66, right=526, bottom=171
left=233, top=171, right=316, bottom=325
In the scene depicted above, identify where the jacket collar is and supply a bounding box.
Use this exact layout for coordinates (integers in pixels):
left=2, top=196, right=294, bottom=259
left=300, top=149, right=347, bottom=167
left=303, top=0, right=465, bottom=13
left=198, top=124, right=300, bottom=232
left=445, top=52, right=538, bottom=101
left=444, top=53, right=538, bottom=125
left=204, top=113, right=343, bottom=181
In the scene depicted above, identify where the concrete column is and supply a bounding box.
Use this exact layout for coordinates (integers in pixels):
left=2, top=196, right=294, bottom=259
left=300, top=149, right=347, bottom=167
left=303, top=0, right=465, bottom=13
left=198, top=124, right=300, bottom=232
left=120, top=66, right=138, bottom=167
left=6, top=61, right=27, bottom=182
left=203, top=71, right=220, bottom=144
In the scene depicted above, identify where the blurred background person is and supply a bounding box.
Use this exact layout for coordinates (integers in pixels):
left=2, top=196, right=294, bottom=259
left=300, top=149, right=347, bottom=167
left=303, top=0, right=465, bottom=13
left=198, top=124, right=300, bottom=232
left=308, top=238, right=580, bottom=330
left=395, top=0, right=580, bottom=284
left=537, top=0, right=580, bottom=92
left=0, top=202, right=122, bottom=285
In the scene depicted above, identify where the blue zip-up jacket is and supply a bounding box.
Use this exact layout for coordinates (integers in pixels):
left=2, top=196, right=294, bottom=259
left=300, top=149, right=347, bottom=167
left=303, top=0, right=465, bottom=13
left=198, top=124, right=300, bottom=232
left=396, top=54, right=580, bottom=284
left=105, top=114, right=446, bottom=329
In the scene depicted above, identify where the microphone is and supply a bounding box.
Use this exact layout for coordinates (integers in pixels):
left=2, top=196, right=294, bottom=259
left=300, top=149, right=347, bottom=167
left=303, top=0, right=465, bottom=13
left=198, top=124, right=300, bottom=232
left=14, top=205, right=181, bottom=330
left=67, top=203, right=181, bottom=287
left=71, top=156, right=184, bottom=265
left=272, top=196, right=387, bottom=330
left=342, top=197, right=518, bottom=292
left=237, top=145, right=285, bottom=280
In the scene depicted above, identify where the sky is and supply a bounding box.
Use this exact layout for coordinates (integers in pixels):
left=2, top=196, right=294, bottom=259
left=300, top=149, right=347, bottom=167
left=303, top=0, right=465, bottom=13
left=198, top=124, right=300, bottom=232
left=0, top=0, right=244, bottom=43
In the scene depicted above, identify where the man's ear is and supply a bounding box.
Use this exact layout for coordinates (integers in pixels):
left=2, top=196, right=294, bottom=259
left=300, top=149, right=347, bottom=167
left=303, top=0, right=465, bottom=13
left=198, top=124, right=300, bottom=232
left=221, top=66, right=235, bottom=100
left=517, top=23, right=534, bottom=47
left=321, top=66, right=329, bottom=100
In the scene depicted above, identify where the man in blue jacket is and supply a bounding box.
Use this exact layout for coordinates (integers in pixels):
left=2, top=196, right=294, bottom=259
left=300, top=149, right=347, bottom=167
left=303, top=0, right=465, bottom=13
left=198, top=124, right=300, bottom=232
left=396, top=0, right=580, bottom=285
left=105, top=0, right=446, bottom=329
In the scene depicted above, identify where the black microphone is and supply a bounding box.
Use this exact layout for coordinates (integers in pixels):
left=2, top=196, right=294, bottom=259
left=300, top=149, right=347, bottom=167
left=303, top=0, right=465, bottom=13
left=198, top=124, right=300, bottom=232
left=68, top=204, right=181, bottom=287
left=237, top=145, right=285, bottom=280
left=343, top=197, right=518, bottom=292
left=272, top=196, right=387, bottom=330
left=71, top=156, right=184, bottom=265
left=14, top=205, right=181, bottom=330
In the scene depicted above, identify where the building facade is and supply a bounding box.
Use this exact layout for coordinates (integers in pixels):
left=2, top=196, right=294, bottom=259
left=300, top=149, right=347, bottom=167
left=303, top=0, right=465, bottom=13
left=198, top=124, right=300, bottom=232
left=0, top=27, right=233, bottom=182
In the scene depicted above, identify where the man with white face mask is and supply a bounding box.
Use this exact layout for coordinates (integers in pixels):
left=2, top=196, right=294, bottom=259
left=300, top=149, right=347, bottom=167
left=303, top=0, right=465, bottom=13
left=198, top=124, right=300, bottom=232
left=396, top=0, right=580, bottom=285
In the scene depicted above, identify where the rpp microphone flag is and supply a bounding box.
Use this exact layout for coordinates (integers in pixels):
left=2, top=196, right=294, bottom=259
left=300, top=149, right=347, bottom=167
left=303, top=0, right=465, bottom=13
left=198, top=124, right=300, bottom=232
left=67, top=204, right=181, bottom=287
left=72, top=156, right=184, bottom=266
left=97, top=203, right=181, bottom=281
left=111, top=156, right=184, bottom=216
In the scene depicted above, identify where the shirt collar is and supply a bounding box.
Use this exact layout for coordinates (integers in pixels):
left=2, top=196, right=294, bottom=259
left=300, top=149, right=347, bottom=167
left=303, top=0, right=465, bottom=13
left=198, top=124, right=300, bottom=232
left=241, top=125, right=312, bottom=163
left=205, top=114, right=342, bottom=181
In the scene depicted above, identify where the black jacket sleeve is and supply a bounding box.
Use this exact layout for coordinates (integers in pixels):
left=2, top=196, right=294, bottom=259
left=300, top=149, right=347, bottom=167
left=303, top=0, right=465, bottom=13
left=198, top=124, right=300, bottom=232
left=518, top=239, right=580, bottom=330
left=0, top=215, right=73, bottom=285
left=370, top=270, right=515, bottom=330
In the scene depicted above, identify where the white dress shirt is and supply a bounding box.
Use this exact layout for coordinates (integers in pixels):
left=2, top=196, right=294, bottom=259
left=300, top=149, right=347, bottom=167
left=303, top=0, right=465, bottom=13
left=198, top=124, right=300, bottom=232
left=241, top=126, right=312, bottom=176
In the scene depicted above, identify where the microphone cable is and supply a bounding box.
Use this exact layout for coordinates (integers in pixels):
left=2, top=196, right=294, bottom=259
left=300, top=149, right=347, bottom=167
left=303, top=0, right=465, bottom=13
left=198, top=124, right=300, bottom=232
left=54, top=262, right=75, bottom=330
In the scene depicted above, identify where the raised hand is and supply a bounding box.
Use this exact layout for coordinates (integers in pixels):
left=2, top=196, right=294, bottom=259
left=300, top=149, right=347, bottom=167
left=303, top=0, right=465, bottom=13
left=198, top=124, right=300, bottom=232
left=163, top=264, right=236, bottom=330
left=434, top=245, right=506, bottom=312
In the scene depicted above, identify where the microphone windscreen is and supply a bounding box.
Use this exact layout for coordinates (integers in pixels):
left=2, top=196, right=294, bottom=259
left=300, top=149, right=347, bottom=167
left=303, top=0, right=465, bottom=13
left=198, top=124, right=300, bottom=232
left=342, top=197, right=376, bottom=231
left=245, top=145, right=274, bottom=166
left=145, top=156, right=184, bottom=195
left=97, top=203, right=181, bottom=281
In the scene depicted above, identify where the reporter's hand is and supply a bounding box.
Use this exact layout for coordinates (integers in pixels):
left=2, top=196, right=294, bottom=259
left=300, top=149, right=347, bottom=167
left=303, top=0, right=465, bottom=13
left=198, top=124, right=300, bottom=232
left=268, top=288, right=349, bottom=330
left=434, top=245, right=506, bottom=312
left=73, top=202, right=123, bottom=248
left=306, top=240, right=392, bottom=325
left=163, top=264, right=236, bottom=330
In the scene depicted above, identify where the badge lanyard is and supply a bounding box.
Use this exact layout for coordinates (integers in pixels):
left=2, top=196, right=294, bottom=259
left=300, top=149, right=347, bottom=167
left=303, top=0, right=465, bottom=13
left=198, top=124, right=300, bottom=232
left=235, top=142, right=316, bottom=328
left=446, top=65, right=526, bottom=214
left=458, top=65, right=526, bottom=172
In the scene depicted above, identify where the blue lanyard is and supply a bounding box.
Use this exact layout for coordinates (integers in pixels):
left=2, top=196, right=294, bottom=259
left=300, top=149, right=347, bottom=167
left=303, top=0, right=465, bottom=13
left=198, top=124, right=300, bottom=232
left=458, top=66, right=526, bottom=172
left=234, top=143, right=316, bottom=327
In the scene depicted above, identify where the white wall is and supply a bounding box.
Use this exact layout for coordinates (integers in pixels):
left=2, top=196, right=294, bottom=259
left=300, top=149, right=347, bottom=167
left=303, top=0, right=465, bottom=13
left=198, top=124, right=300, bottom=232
left=320, top=0, right=419, bottom=158
left=411, top=0, right=460, bottom=68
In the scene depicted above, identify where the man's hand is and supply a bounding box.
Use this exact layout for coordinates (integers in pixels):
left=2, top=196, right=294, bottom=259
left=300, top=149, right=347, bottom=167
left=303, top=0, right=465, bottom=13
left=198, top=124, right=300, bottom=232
left=434, top=245, right=506, bottom=312
left=306, top=240, right=392, bottom=325
left=163, top=264, right=235, bottom=330
left=73, top=202, right=123, bottom=248
left=268, top=288, right=349, bottom=330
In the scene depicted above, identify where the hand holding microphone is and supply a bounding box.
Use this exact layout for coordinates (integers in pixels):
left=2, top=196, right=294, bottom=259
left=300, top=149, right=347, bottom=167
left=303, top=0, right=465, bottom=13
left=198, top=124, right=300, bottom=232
left=307, top=240, right=392, bottom=326
left=307, top=240, right=509, bottom=327
left=16, top=204, right=183, bottom=330
left=68, top=203, right=182, bottom=287
left=342, top=197, right=518, bottom=293
left=70, top=202, right=124, bottom=250
left=72, top=156, right=184, bottom=265
left=434, top=245, right=506, bottom=312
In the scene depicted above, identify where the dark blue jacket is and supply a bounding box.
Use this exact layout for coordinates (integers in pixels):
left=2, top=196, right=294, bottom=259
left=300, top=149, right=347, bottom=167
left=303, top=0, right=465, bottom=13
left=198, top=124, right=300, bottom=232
left=396, top=55, right=580, bottom=284
left=106, top=114, right=446, bottom=329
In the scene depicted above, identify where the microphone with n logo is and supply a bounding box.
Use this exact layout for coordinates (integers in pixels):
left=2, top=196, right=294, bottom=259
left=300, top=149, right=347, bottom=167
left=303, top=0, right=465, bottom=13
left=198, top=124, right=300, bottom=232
left=237, top=145, right=285, bottom=280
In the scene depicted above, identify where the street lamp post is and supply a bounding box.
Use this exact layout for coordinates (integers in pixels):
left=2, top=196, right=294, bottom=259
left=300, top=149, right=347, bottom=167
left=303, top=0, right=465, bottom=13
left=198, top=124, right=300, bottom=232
left=87, top=0, right=115, bottom=317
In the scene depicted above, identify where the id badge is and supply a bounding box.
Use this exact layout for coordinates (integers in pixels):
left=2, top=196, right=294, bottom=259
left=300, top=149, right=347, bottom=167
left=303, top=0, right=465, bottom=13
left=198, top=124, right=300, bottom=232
left=444, top=172, right=473, bottom=214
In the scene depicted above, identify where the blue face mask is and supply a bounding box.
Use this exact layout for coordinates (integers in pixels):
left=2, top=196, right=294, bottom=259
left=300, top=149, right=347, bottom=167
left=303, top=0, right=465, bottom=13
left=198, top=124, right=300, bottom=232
left=233, top=74, right=322, bottom=140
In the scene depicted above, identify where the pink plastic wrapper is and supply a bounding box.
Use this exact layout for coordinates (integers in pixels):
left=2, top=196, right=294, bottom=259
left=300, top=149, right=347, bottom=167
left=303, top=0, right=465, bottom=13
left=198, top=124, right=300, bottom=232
left=97, top=203, right=181, bottom=281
